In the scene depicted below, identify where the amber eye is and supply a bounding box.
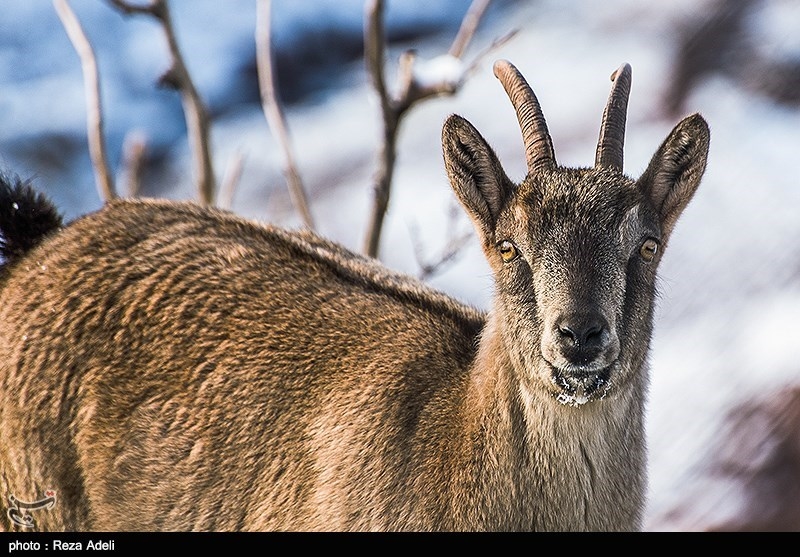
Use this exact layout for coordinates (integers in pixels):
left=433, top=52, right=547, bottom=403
left=498, top=240, right=519, bottom=263
left=639, top=238, right=659, bottom=262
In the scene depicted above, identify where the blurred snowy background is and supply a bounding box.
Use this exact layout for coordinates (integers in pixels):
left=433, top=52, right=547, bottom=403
left=1, top=0, right=799, bottom=531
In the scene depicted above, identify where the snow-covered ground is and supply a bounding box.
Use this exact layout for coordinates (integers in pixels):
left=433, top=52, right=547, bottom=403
left=1, top=0, right=799, bottom=530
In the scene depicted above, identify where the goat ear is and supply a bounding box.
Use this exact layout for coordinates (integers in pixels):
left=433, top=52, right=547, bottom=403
left=442, top=114, right=514, bottom=240
left=638, top=113, right=710, bottom=240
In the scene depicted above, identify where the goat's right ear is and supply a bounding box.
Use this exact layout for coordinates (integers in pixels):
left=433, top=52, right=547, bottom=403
left=442, top=114, right=514, bottom=241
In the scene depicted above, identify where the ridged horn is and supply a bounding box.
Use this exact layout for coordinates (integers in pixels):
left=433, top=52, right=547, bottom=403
left=493, top=59, right=555, bottom=174
left=595, top=63, right=632, bottom=171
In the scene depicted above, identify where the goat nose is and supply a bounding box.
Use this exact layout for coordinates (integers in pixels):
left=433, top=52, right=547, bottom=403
left=554, top=314, right=610, bottom=364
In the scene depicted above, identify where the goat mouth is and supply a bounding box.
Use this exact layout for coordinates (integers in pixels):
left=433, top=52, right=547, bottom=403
left=549, top=364, right=614, bottom=407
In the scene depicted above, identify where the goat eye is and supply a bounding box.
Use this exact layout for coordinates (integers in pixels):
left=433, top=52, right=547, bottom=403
left=639, top=238, right=659, bottom=262
left=498, top=240, right=519, bottom=263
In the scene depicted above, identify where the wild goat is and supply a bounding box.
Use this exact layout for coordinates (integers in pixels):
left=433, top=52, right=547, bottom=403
left=0, top=60, right=709, bottom=532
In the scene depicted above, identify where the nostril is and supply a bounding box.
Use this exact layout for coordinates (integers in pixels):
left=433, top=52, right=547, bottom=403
left=555, top=315, right=607, bottom=348
left=557, top=323, right=578, bottom=344
left=585, top=323, right=603, bottom=344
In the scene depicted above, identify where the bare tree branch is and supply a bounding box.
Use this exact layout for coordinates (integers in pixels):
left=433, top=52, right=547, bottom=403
left=362, top=0, right=503, bottom=258
left=109, top=0, right=217, bottom=206
left=54, top=0, right=117, bottom=203
left=362, top=0, right=398, bottom=258
left=255, top=0, right=315, bottom=229
left=364, top=0, right=391, bottom=116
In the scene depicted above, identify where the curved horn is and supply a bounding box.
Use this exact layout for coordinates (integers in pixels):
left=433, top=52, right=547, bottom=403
left=595, top=63, right=632, bottom=171
left=493, top=59, right=555, bottom=174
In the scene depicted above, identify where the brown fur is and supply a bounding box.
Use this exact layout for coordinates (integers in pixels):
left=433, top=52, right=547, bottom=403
left=0, top=62, right=709, bottom=531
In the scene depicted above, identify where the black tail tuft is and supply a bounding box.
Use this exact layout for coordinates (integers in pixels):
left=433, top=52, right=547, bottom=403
left=0, top=173, right=63, bottom=266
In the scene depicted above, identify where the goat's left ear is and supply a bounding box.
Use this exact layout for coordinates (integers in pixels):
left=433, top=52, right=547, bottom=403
left=637, top=113, right=710, bottom=240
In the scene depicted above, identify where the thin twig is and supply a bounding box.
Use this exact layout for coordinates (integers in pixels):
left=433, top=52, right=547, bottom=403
left=448, top=0, right=492, bottom=59
left=219, top=150, right=245, bottom=210
left=409, top=202, right=473, bottom=280
left=461, top=28, right=518, bottom=78
left=54, top=0, right=117, bottom=202
left=120, top=130, right=148, bottom=197
left=255, top=0, right=315, bottom=229
left=107, top=0, right=156, bottom=15
left=413, top=232, right=473, bottom=281
left=109, top=0, right=217, bottom=206
left=362, top=0, right=501, bottom=258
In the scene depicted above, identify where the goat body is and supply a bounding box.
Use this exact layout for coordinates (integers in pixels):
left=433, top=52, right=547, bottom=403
left=0, top=61, right=709, bottom=531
